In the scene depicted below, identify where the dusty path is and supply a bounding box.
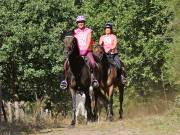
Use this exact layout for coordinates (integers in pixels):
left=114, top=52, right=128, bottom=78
left=31, top=122, right=142, bottom=135
left=29, top=121, right=158, bottom=135
left=29, top=115, right=180, bottom=135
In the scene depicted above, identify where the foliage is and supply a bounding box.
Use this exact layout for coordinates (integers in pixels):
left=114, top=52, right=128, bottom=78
left=166, top=0, right=180, bottom=84
left=0, top=0, right=76, bottom=101
left=80, top=0, right=173, bottom=93
left=0, top=0, right=174, bottom=101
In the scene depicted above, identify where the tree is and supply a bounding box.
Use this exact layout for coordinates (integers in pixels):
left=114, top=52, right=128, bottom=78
left=77, top=0, right=173, bottom=93
left=0, top=0, right=76, bottom=101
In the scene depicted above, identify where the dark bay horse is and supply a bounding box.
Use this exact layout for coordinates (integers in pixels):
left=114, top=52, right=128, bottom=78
left=63, top=33, right=100, bottom=126
left=93, top=45, right=125, bottom=121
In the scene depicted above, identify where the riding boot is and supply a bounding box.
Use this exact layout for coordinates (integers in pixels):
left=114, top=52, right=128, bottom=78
left=114, top=55, right=127, bottom=84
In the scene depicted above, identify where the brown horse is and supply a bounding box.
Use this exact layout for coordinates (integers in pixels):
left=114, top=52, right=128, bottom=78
left=62, top=32, right=100, bottom=126
left=93, top=45, right=125, bottom=121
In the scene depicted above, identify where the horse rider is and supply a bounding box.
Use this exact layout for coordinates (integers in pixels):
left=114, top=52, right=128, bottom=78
left=99, top=22, right=126, bottom=84
left=60, top=15, right=99, bottom=89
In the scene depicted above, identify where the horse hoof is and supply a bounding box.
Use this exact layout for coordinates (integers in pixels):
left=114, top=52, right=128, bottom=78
left=109, top=118, right=113, bottom=122
left=119, top=116, right=123, bottom=120
left=108, top=116, right=113, bottom=122
left=68, top=124, right=75, bottom=128
left=69, top=121, right=76, bottom=128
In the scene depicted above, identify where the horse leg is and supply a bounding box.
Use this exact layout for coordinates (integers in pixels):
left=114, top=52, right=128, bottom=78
left=84, top=108, right=88, bottom=124
left=75, top=103, right=79, bottom=125
left=97, top=98, right=102, bottom=124
left=107, top=85, right=114, bottom=121
left=118, top=85, right=124, bottom=119
left=82, top=102, right=88, bottom=124
left=89, top=86, right=95, bottom=115
left=70, top=88, right=76, bottom=127
left=89, top=86, right=96, bottom=121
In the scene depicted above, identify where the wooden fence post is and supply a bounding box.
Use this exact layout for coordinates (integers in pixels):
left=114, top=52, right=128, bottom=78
left=14, top=101, right=20, bottom=121
left=19, top=101, right=25, bottom=121
left=7, top=101, right=12, bottom=123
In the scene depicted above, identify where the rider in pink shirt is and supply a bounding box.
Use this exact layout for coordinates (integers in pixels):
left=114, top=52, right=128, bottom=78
left=60, top=16, right=98, bottom=89
left=99, top=32, right=118, bottom=54
left=74, top=16, right=98, bottom=87
left=74, top=22, right=94, bottom=65
left=99, top=23, right=126, bottom=84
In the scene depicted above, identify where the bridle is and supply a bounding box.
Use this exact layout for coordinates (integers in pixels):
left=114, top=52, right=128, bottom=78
left=94, top=45, right=105, bottom=61
left=64, top=35, right=76, bottom=57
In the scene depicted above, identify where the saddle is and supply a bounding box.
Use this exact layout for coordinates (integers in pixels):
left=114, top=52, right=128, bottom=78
left=81, top=56, right=97, bottom=70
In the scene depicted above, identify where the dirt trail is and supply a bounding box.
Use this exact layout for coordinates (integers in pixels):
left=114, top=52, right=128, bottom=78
left=30, top=121, right=156, bottom=135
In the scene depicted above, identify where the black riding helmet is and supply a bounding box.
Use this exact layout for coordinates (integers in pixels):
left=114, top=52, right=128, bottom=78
left=104, top=22, right=113, bottom=29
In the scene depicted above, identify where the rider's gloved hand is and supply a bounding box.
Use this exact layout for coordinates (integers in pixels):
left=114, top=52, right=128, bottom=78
left=107, top=49, right=113, bottom=54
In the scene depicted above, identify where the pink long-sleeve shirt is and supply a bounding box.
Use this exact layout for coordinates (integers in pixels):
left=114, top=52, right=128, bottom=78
left=99, top=34, right=118, bottom=54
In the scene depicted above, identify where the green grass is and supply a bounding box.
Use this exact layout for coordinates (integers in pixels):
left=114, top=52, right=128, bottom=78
left=125, top=107, right=180, bottom=135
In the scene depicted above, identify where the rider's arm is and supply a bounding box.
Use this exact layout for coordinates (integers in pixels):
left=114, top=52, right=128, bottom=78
left=87, top=32, right=92, bottom=49
left=112, top=35, right=117, bottom=50
left=99, top=36, right=103, bottom=45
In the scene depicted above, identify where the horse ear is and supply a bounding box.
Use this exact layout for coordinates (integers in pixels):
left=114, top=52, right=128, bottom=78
left=64, top=29, right=74, bottom=37
left=61, top=30, right=67, bottom=39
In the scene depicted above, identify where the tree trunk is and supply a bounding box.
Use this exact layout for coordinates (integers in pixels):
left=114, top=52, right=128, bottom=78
left=0, top=83, right=7, bottom=122
left=2, top=101, right=7, bottom=122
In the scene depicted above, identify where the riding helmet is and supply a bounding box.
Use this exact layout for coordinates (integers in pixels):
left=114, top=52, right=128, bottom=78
left=104, top=22, right=113, bottom=29
left=76, top=15, right=86, bottom=22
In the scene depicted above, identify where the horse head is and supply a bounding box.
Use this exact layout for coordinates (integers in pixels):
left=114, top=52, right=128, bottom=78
left=63, top=31, right=79, bottom=59
left=94, top=44, right=105, bottom=61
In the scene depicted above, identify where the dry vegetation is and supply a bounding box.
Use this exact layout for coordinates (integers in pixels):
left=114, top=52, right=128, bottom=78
left=0, top=88, right=180, bottom=135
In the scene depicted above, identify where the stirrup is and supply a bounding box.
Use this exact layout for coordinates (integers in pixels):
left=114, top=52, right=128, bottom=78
left=60, top=80, right=68, bottom=90
left=92, top=79, right=99, bottom=88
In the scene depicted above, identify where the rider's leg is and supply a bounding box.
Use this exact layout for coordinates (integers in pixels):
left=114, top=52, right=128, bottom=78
left=113, top=54, right=121, bottom=69
left=86, top=52, right=99, bottom=87
left=120, top=60, right=127, bottom=77
left=113, top=54, right=126, bottom=84
left=60, top=59, right=68, bottom=89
